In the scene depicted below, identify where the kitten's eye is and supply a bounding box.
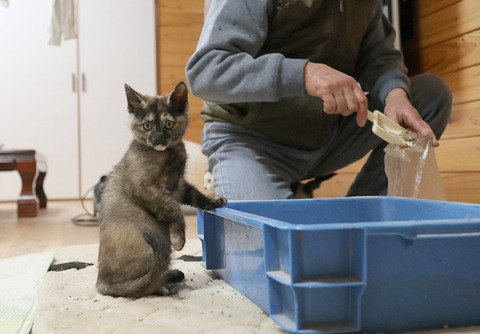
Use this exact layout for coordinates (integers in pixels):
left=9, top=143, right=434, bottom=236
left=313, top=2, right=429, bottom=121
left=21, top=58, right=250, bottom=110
left=143, top=122, right=152, bottom=131
left=165, top=120, right=175, bottom=129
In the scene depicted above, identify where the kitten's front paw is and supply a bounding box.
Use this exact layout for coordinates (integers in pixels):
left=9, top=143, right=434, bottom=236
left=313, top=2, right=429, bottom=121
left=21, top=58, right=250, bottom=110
left=169, top=220, right=186, bottom=251
left=211, top=195, right=227, bottom=208
left=170, top=232, right=185, bottom=251
left=197, top=195, right=227, bottom=211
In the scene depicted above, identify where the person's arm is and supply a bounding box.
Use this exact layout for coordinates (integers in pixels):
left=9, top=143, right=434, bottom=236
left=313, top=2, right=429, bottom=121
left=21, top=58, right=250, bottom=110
left=186, top=0, right=307, bottom=104
left=356, top=1, right=438, bottom=145
left=355, top=0, right=409, bottom=103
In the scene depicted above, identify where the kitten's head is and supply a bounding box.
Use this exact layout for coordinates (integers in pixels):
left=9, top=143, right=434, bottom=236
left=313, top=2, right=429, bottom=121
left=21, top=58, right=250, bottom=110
left=125, top=81, right=189, bottom=151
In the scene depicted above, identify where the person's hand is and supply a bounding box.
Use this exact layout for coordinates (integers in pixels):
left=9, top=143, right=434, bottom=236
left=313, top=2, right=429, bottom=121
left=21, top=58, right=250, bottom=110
left=384, top=88, right=439, bottom=147
left=304, top=61, right=368, bottom=127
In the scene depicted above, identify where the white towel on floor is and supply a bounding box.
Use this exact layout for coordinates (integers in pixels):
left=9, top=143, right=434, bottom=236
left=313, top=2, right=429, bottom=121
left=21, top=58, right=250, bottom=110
left=0, top=251, right=54, bottom=334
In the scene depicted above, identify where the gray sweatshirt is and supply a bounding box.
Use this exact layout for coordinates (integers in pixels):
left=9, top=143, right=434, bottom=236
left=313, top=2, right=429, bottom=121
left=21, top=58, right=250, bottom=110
left=186, top=0, right=409, bottom=149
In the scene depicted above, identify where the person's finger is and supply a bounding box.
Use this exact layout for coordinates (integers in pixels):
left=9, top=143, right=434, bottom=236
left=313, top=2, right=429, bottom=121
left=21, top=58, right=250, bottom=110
left=353, top=87, right=368, bottom=127
left=334, top=92, right=348, bottom=117
left=409, top=117, right=439, bottom=147
left=419, top=126, right=439, bottom=147
left=322, top=92, right=337, bottom=114
left=344, top=89, right=359, bottom=115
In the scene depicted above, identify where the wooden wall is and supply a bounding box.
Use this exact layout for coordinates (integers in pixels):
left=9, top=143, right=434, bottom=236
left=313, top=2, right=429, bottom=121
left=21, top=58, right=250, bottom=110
left=156, top=0, right=480, bottom=203
left=156, top=0, right=205, bottom=143
left=403, top=0, right=480, bottom=203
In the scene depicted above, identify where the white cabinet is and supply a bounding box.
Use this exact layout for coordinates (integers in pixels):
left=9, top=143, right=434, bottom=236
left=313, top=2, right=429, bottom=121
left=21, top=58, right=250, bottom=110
left=0, top=0, right=79, bottom=200
left=78, top=0, right=156, bottom=193
left=0, top=0, right=155, bottom=200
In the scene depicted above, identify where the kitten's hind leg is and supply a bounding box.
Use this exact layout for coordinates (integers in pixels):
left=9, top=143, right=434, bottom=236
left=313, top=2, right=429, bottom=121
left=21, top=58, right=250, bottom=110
left=154, top=285, right=177, bottom=296
left=166, top=269, right=185, bottom=283
left=153, top=270, right=185, bottom=296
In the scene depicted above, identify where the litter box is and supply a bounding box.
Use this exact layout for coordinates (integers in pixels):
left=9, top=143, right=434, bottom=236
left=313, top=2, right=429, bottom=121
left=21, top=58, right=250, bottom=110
left=196, top=196, right=480, bottom=333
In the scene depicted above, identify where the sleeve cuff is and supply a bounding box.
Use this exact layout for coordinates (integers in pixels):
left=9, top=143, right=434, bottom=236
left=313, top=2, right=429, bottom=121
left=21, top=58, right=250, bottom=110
left=278, top=58, right=309, bottom=98
left=373, top=70, right=411, bottom=104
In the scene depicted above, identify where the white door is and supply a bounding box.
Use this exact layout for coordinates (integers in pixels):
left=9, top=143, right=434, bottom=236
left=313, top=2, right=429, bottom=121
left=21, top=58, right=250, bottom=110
left=0, top=0, right=79, bottom=200
left=78, top=0, right=156, bottom=194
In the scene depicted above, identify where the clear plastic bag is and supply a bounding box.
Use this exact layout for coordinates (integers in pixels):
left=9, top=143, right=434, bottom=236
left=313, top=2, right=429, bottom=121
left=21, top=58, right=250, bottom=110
left=384, top=137, right=446, bottom=200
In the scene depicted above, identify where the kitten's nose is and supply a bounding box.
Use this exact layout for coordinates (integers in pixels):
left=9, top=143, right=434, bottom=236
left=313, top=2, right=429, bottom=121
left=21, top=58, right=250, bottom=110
left=150, top=132, right=167, bottom=148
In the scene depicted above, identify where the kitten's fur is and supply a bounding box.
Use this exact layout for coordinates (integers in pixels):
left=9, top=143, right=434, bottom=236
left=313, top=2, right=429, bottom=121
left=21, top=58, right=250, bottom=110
left=96, top=81, right=227, bottom=298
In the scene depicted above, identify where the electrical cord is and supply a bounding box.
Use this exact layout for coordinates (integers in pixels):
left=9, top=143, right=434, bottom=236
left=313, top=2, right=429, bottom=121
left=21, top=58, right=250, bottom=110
left=71, top=183, right=99, bottom=226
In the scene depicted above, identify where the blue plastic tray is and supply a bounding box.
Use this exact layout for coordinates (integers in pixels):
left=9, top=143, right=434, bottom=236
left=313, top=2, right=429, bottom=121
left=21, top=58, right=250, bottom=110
left=197, top=197, right=480, bottom=333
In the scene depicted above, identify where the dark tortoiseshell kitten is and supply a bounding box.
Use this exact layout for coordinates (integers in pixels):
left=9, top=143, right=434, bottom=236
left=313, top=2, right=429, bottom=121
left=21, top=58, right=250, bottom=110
left=96, top=81, right=227, bottom=298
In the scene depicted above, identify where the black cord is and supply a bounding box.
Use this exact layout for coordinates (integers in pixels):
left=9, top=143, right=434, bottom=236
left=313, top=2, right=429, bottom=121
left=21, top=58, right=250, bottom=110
left=71, top=184, right=99, bottom=226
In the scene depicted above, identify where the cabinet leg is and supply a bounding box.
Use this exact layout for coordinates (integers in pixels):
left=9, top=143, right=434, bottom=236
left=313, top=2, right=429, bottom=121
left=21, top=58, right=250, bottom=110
left=16, top=160, right=39, bottom=217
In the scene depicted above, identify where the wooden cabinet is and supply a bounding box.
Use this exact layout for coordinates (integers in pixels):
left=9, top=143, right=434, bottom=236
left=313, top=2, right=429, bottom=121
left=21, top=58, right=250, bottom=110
left=0, top=0, right=155, bottom=200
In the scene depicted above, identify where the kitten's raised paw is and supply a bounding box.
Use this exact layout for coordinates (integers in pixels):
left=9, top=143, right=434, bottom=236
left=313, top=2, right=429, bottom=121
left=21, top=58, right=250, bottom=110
left=200, top=195, right=227, bottom=211
left=211, top=195, right=227, bottom=208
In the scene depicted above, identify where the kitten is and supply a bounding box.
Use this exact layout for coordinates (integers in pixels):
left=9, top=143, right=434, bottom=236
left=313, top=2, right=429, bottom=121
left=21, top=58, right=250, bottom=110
left=96, top=81, right=227, bottom=298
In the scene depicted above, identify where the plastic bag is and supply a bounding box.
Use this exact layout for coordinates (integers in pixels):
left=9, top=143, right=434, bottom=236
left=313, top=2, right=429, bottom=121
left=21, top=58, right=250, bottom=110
left=384, top=137, right=446, bottom=200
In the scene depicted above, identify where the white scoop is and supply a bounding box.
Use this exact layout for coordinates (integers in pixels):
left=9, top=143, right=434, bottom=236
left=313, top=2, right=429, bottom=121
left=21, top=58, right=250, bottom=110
left=367, top=110, right=415, bottom=147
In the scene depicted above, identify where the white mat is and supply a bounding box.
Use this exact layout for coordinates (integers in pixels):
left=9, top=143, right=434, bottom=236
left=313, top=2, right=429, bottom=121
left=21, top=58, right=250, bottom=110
left=0, top=251, right=54, bottom=334
left=32, top=240, right=286, bottom=334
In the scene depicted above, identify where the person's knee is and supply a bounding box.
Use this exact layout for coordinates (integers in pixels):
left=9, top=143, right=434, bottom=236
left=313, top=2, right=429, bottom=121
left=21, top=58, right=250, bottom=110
left=411, top=73, right=452, bottom=136
left=419, top=73, right=452, bottom=105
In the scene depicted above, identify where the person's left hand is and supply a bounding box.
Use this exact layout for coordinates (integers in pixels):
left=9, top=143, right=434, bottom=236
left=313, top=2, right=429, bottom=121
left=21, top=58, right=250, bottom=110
left=383, top=88, right=439, bottom=147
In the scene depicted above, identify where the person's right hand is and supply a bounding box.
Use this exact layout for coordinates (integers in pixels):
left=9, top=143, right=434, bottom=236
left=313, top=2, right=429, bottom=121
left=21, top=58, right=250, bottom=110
left=304, top=61, right=368, bottom=127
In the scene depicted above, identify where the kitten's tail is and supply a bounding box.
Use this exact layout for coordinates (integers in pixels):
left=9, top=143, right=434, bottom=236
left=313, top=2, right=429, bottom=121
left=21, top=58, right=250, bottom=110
left=96, top=231, right=174, bottom=298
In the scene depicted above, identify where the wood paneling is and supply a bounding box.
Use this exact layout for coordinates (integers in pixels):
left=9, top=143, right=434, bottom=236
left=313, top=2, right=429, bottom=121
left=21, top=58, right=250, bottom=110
left=441, top=173, right=480, bottom=203
left=158, top=0, right=204, bottom=13
left=156, top=0, right=205, bottom=143
left=442, top=64, right=480, bottom=105
left=406, top=30, right=480, bottom=75
left=414, top=0, right=461, bottom=19
left=408, top=0, right=480, bottom=50
left=404, top=0, right=480, bottom=203
left=436, top=137, right=480, bottom=172
left=443, top=100, right=480, bottom=139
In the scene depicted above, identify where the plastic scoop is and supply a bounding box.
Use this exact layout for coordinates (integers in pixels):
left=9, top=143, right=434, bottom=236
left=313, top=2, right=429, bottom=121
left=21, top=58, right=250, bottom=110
left=367, top=110, right=415, bottom=147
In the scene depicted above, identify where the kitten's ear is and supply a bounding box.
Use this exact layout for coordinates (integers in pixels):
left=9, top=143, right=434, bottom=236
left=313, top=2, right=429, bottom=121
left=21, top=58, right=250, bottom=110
left=124, top=83, right=145, bottom=113
left=167, top=81, right=188, bottom=114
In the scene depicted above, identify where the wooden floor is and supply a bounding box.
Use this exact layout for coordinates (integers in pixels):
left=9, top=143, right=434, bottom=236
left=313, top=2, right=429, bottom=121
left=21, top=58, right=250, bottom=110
left=0, top=200, right=198, bottom=259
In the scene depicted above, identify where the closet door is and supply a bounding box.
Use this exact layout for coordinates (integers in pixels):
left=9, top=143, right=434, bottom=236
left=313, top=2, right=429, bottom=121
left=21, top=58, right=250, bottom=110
left=78, top=0, right=156, bottom=194
left=0, top=0, right=79, bottom=200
